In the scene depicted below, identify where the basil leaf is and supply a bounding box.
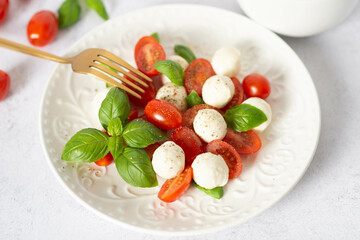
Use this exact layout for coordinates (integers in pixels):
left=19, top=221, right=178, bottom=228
left=99, top=87, right=130, bottom=131
left=193, top=181, right=224, bottom=199
left=224, top=103, right=267, bottom=132
left=123, top=119, right=168, bottom=148
left=61, top=128, right=109, bottom=162
left=108, top=118, right=123, bottom=136
left=186, top=90, right=205, bottom=107
left=58, top=0, right=81, bottom=29
left=115, top=147, right=158, bottom=187
left=174, top=45, right=196, bottom=63
left=150, top=32, right=160, bottom=42
left=85, top=0, right=109, bottom=20
left=108, top=136, right=123, bottom=160
left=154, top=60, right=184, bottom=86
left=100, top=63, right=116, bottom=88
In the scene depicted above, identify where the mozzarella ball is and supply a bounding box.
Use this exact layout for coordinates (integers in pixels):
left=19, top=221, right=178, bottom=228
left=152, top=141, right=185, bottom=179
left=87, top=88, right=111, bottom=130
left=156, top=82, right=188, bottom=112
left=243, top=97, right=272, bottom=132
left=202, top=75, right=235, bottom=108
left=161, top=55, right=189, bottom=84
left=211, top=47, right=241, bottom=77
left=192, top=152, right=229, bottom=189
left=193, top=109, right=227, bottom=143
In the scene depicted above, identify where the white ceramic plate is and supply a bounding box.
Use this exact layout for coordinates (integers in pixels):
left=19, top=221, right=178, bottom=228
left=39, top=4, right=320, bottom=236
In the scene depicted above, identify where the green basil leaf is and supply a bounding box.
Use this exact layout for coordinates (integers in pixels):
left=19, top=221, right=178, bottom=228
left=58, top=0, right=81, bottom=29
left=154, top=60, right=184, bottom=86
left=108, top=118, right=123, bottom=136
left=186, top=90, right=205, bottom=107
left=224, top=103, right=267, bottom=132
left=61, top=128, right=109, bottom=162
left=85, top=0, right=109, bottom=20
left=123, top=119, right=168, bottom=148
left=150, top=32, right=160, bottom=42
left=193, top=181, right=224, bottom=199
left=115, top=147, right=158, bottom=187
left=99, top=87, right=130, bottom=131
left=174, top=45, right=196, bottom=63
left=108, top=136, right=123, bottom=160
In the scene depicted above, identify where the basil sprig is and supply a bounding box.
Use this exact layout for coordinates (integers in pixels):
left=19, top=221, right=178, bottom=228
left=108, top=135, right=124, bottom=160
left=224, top=103, right=267, bottom=132
left=58, top=0, right=81, bottom=29
left=193, top=181, right=224, bottom=199
left=108, top=118, right=123, bottom=136
left=186, top=90, right=205, bottom=107
left=154, top=60, right=184, bottom=86
left=174, top=45, right=196, bottom=63
left=85, top=0, right=109, bottom=20
left=151, top=32, right=160, bottom=42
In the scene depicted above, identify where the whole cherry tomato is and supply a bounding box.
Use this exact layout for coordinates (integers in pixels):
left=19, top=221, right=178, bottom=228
left=0, top=70, right=10, bottom=101
left=27, top=10, right=58, bottom=47
left=94, top=152, right=113, bottom=167
left=0, top=0, right=9, bottom=25
left=145, top=99, right=183, bottom=130
left=242, top=73, right=271, bottom=99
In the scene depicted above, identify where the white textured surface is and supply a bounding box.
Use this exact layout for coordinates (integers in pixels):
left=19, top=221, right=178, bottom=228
left=0, top=1, right=359, bottom=240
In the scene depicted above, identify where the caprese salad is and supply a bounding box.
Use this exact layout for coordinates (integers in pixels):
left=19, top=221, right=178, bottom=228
left=62, top=33, right=272, bottom=203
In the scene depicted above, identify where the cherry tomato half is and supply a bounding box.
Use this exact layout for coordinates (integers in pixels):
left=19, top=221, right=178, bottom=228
left=184, top=58, right=215, bottom=96
left=0, top=70, right=10, bottom=101
left=158, top=166, right=193, bottom=203
left=206, top=140, right=242, bottom=179
left=0, top=0, right=9, bottom=25
left=182, top=104, right=218, bottom=129
left=94, top=152, right=114, bottom=167
left=243, top=73, right=271, bottom=99
left=222, top=77, right=245, bottom=112
left=27, top=10, right=58, bottom=47
left=145, top=99, right=183, bottom=130
left=134, top=36, right=159, bottom=57
left=171, top=127, right=204, bottom=165
left=135, top=42, right=166, bottom=76
left=223, top=128, right=262, bottom=155
left=123, top=71, right=156, bottom=107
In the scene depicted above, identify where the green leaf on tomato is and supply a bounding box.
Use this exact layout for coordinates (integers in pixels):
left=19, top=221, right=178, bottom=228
left=85, top=0, right=109, bottom=20
left=186, top=90, right=205, bottom=107
left=193, top=181, right=224, bottom=199
left=174, top=45, right=196, bottom=64
left=122, top=119, right=168, bottom=148
left=58, top=0, right=81, bottom=29
left=150, top=32, right=160, bottom=43
left=107, top=118, right=123, bottom=136
left=107, top=135, right=124, bottom=160
left=61, top=128, right=109, bottom=162
left=115, top=147, right=158, bottom=188
left=224, top=103, right=267, bottom=132
left=154, top=60, right=184, bottom=86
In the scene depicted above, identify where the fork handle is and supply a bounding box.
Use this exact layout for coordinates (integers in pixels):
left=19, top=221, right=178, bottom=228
left=0, top=38, right=71, bottom=64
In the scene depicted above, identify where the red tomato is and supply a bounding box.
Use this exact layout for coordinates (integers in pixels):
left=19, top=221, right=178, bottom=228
left=128, top=109, right=138, bottom=122
left=27, top=10, right=58, bottom=47
left=0, top=0, right=9, bottom=25
left=171, top=127, right=204, bottom=165
left=222, top=77, right=245, bottom=112
left=134, top=36, right=159, bottom=57
left=182, top=104, right=218, bottom=129
left=223, top=128, right=262, bottom=155
left=243, top=73, right=271, bottom=99
left=184, top=58, right=215, bottom=96
left=136, top=113, right=148, bottom=121
left=123, top=71, right=156, bottom=107
left=206, top=140, right=242, bottom=179
left=0, top=70, right=10, bottom=101
left=94, top=152, right=113, bottom=166
left=144, top=141, right=163, bottom=160
left=135, top=42, right=166, bottom=76
left=145, top=99, right=183, bottom=130
left=158, top=166, right=193, bottom=203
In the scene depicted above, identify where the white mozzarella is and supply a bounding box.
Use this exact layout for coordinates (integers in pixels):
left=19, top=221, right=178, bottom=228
left=87, top=88, right=111, bottom=130
left=152, top=141, right=185, bottom=179
left=243, top=97, right=272, bottom=132
left=156, top=82, right=188, bottom=112
left=193, top=109, right=227, bottom=143
left=202, top=75, right=235, bottom=108
left=211, top=47, right=241, bottom=77
left=161, top=55, right=189, bottom=84
left=192, top=152, right=229, bottom=189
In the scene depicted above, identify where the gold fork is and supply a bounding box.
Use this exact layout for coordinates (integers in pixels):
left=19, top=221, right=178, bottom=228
left=0, top=38, right=152, bottom=99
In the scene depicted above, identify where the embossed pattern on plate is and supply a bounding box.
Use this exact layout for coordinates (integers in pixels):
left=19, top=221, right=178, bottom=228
left=39, top=4, right=320, bottom=235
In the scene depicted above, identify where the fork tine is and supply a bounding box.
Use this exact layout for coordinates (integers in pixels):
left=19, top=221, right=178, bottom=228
left=98, top=51, right=153, bottom=82
left=92, top=63, right=145, bottom=93
left=88, top=68, right=141, bottom=99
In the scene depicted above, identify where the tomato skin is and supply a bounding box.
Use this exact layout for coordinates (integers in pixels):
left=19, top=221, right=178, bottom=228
left=128, top=109, right=139, bottom=122
left=0, top=0, right=9, bottom=25
left=222, top=77, right=244, bottom=112
left=145, top=99, right=183, bottom=130
left=158, top=166, right=193, bottom=203
left=223, top=128, right=262, bottom=155
left=182, top=104, right=218, bottom=129
left=0, top=70, right=10, bottom=101
left=134, top=36, right=159, bottom=57
left=94, top=152, right=113, bottom=166
left=27, top=10, right=58, bottom=47
left=144, top=141, right=163, bottom=160
left=135, top=42, right=166, bottom=76
left=123, top=71, right=156, bottom=107
left=243, top=73, right=271, bottom=99
left=171, top=127, right=204, bottom=165
left=206, top=140, right=242, bottom=179
left=184, top=58, right=215, bottom=96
